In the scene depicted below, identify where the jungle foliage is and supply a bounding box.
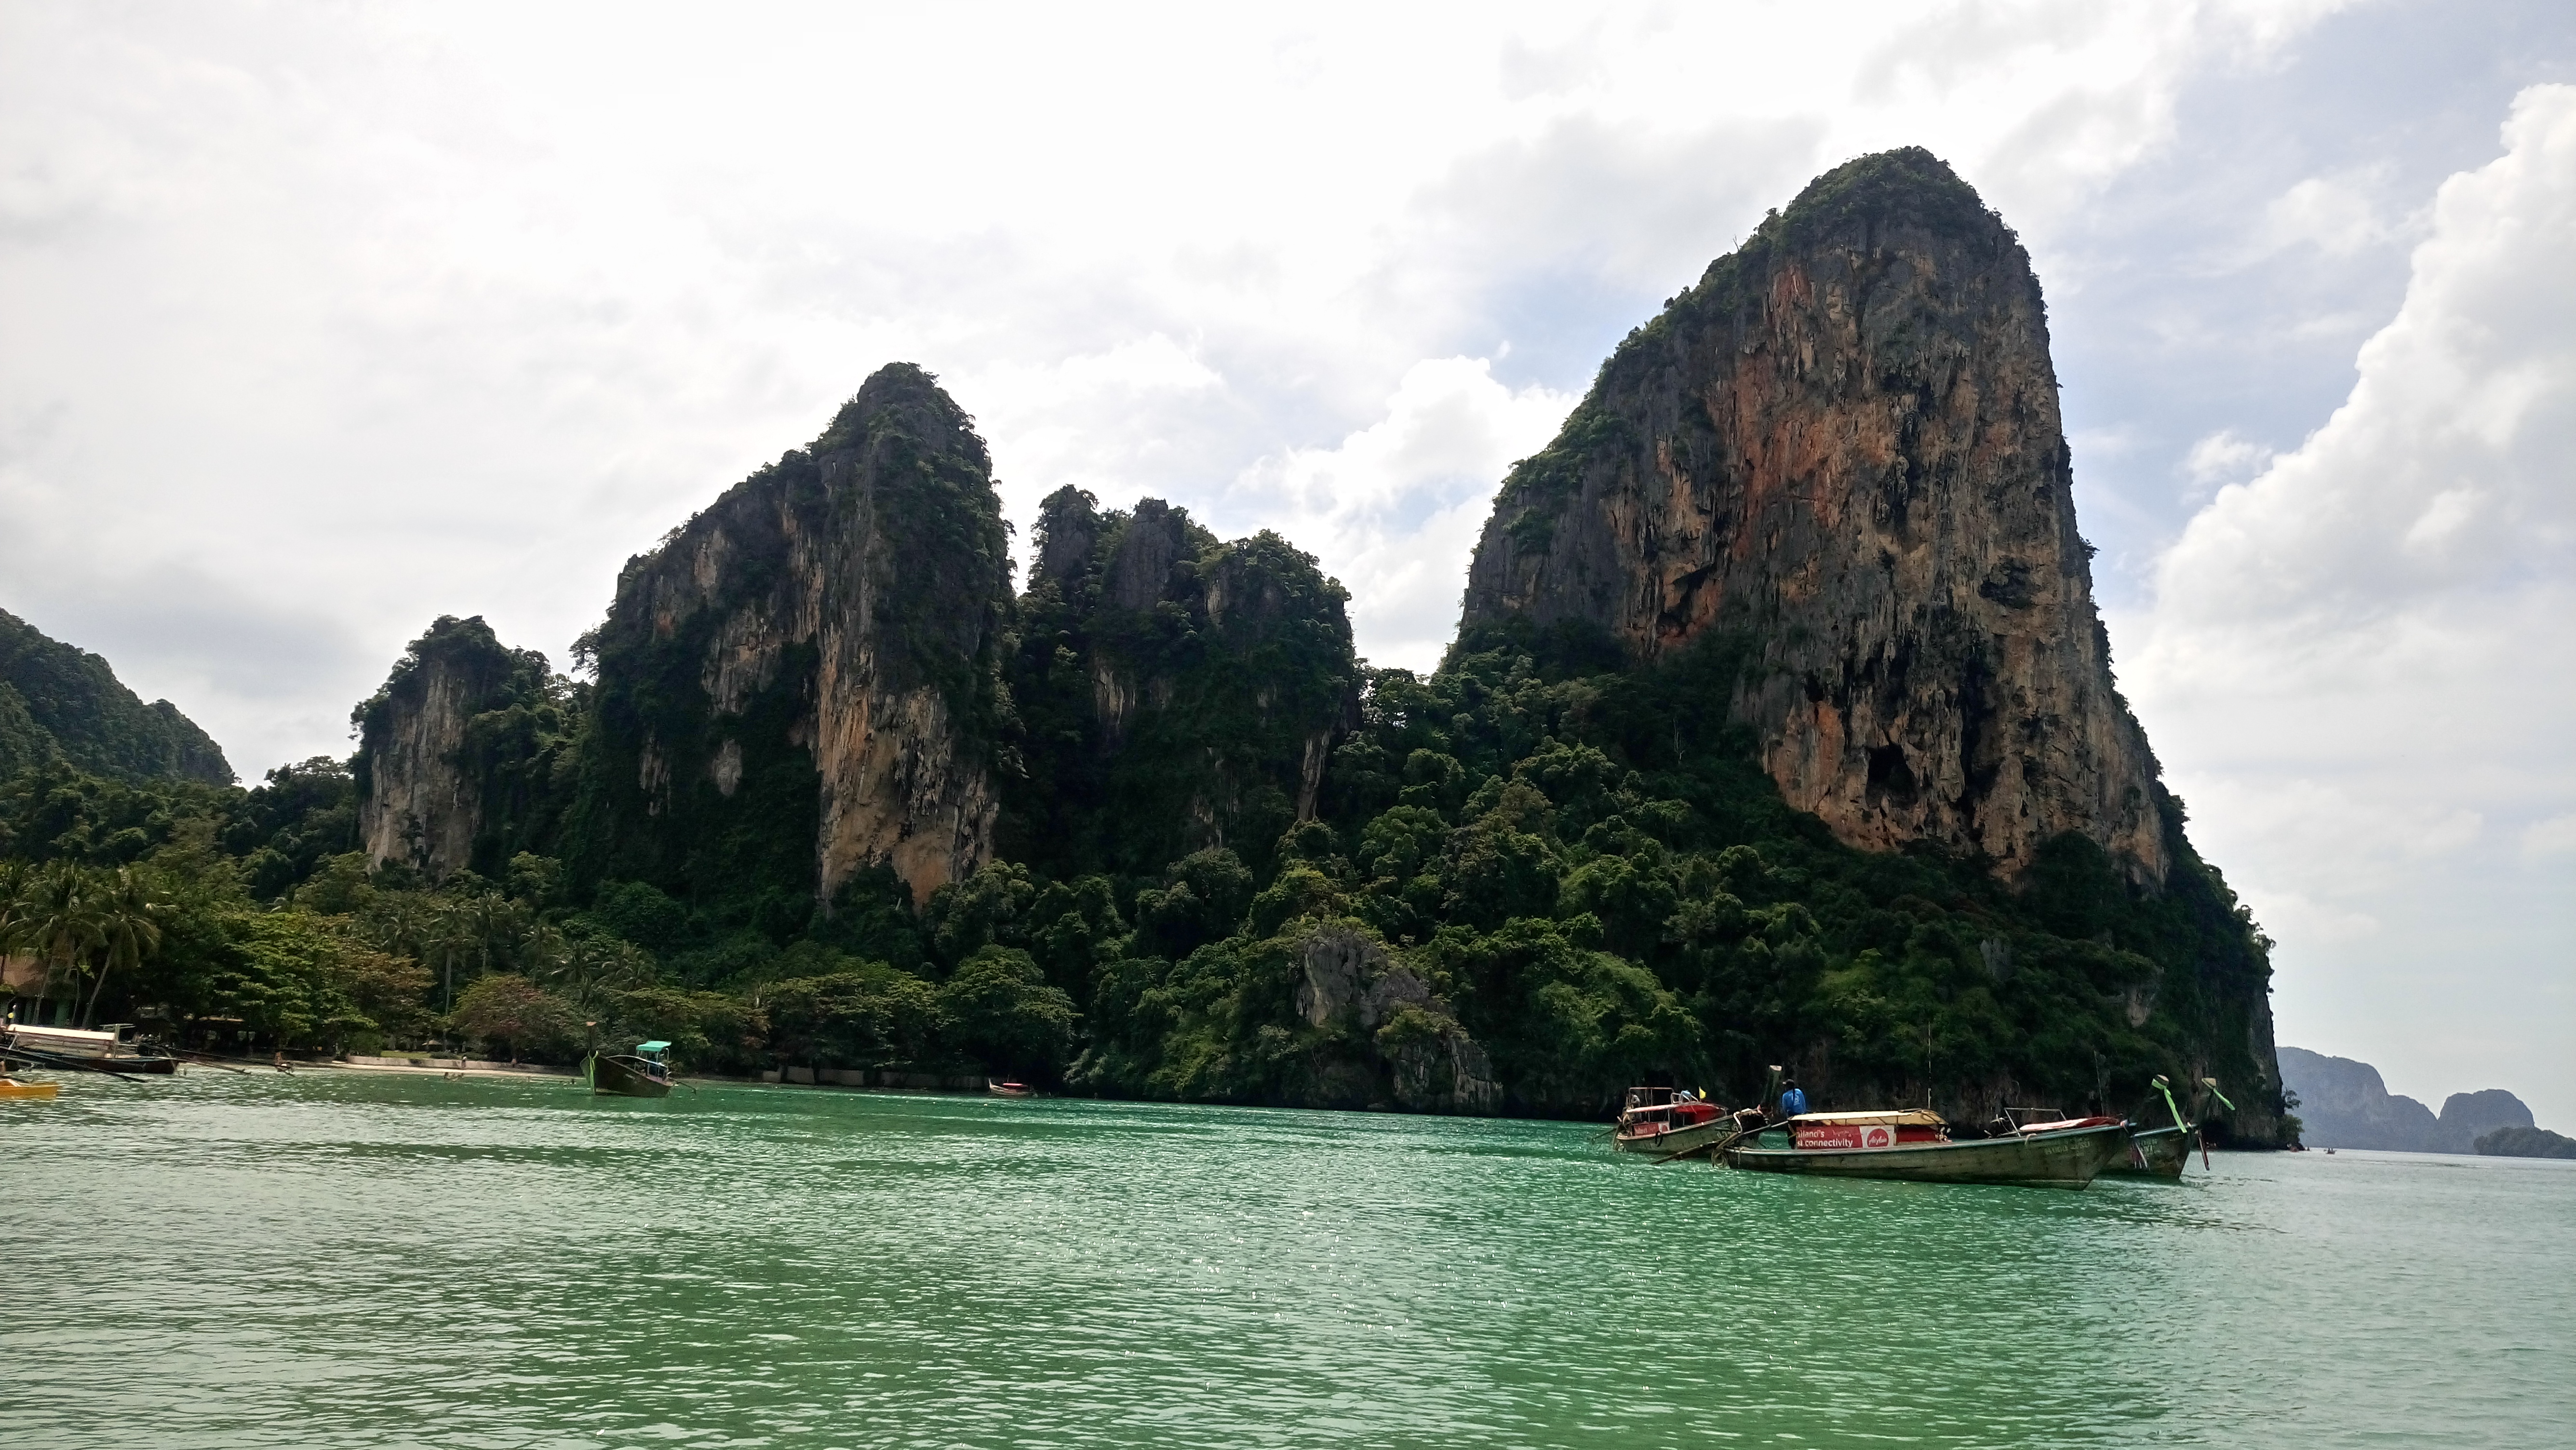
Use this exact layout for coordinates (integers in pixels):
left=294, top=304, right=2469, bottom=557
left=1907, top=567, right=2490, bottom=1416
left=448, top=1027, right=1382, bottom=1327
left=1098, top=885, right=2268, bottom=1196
left=0, top=608, right=233, bottom=786
left=0, top=586, right=2274, bottom=1135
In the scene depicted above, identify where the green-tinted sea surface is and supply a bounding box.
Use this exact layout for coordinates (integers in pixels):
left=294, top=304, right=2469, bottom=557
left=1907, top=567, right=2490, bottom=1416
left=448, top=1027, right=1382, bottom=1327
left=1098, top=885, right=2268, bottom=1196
left=9, top=1072, right=2568, bottom=1447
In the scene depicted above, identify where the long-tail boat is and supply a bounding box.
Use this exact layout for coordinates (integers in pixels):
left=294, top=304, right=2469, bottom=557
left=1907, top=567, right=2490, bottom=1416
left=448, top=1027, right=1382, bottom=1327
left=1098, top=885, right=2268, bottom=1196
left=1720, top=1109, right=2132, bottom=1189
left=3, top=1020, right=177, bottom=1074
left=2117, top=1123, right=2194, bottom=1177
left=2104, top=1075, right=2233, bottom=1179
left=1613, top=1086, right=1734, bottom=1156
left=584, top=1041, right=673, bottom=1098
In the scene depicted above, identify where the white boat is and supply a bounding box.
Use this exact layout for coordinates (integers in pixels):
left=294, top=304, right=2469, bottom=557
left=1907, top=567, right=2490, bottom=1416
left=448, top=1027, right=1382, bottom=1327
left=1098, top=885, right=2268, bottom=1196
left=2, top=1021, right=178, bottom=1074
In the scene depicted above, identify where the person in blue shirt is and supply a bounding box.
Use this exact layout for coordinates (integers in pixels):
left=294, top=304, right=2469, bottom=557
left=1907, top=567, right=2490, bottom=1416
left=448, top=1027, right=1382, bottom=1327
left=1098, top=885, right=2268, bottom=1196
left=1777, top=1078, right=1809, bottom=1118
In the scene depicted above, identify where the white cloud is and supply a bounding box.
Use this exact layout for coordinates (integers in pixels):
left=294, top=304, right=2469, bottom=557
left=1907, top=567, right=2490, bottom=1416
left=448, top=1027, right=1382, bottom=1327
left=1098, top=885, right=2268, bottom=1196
left=2179, top=427, right=2276, bottom=499
left=2255, top=168, right=2407, bottom=259
left=1226, top=357, right=1576, bottom=672
left=2525, top=813, right=2576, bottom=858
left=2126, top=82, right=2576, bottom=1123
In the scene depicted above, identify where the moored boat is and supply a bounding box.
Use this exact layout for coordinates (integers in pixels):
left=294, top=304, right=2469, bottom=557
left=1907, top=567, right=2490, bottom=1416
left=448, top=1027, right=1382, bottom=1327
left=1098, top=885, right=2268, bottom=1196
left=2102, top=1076, right=2227, bottom=1179
left=2, top=1020, right=178, bottom=1074
left=584, top=1041, right=673, bottom=1098
left=1721, top=1109, right=2132, bottom=1189
left=2111, top=1123, right=2194, bottom=1178
left=1613, top=1087, right=1734, bottom=1156
left=987, top=1080, right=1034, bottom=1098
left=0, top=1076, right=59, bottom=1101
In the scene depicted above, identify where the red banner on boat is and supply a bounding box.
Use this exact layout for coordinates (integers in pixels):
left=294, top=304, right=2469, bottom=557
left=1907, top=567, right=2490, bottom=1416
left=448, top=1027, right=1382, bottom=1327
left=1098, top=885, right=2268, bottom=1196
left=1796, top=1122, right=1898, bottom=1150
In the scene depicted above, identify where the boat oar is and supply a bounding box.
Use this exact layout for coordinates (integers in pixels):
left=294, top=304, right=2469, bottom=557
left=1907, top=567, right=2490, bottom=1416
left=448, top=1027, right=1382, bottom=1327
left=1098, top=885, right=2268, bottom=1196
left=2195, top=1078, right=2234, bottom=1168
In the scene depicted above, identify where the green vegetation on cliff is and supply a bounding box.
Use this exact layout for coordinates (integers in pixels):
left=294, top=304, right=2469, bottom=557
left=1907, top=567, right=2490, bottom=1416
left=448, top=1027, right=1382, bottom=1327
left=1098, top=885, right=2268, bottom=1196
left=1000, top=487, right=1359, bottom=880
left=566, top=362, right=1015, bottom=927
left=0, top=608, right=232, bottom=786
left=354, top=614, right=578, bottom=882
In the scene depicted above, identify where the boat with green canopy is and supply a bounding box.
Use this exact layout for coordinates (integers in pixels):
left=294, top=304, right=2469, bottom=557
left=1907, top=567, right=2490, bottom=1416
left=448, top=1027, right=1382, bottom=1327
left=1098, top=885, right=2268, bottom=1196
left=584, top=1041, right=673, bottom=1098
left=2105, top=1074, right=2233, bottom=1179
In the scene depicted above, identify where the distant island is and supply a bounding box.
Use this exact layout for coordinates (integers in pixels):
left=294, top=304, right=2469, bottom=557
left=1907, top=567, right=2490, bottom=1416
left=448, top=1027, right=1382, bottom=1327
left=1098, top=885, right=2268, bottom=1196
left=2469, top=1125, right=2576, bottom=1159
left=2277, top=1046, right=2573, bottom=1157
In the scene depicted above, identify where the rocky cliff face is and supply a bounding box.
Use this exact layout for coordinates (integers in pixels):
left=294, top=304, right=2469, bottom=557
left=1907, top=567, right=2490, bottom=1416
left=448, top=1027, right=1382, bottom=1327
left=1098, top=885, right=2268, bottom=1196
left=999, top=486, right=1360, bottom=877
left=354, top=615, right=558, bottom=882
left=1288, top=923, right=1500, bottom=1113
left=1458, top=148, right=2163, bottom=886
left=576, top=364, right=1014, bottom=910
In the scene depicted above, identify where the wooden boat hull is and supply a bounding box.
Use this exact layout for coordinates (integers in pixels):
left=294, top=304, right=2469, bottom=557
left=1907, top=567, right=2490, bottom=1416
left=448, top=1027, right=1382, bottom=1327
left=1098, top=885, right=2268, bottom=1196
left=2, top=1025, right=176, bottom=1071
left=585, top=1053, right=671, bottom=1099
left=1615, top=1114, right=1736, bottom=1157
left=1723, top=1122, right=2131, bottom=1189
left=2104, top=1123, right=2194, bottom=1179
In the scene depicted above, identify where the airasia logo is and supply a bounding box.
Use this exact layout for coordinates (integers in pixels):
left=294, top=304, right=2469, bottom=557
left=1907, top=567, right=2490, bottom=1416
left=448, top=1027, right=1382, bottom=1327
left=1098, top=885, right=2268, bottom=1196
left=1863, top=1125, right=1894, bottom=1148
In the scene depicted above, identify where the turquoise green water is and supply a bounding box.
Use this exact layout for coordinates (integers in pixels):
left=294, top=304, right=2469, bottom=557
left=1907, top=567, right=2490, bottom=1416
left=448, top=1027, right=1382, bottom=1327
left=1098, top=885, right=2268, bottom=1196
left=7, top=1073, right=2568, bottom=1448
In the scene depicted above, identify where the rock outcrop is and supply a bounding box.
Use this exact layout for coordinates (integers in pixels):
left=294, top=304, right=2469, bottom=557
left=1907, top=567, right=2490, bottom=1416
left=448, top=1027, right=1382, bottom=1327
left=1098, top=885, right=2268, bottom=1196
left=999, top=486, right=1361, bottom=877
left=354, top=615, right=557, bottom=882
left=1458, top=148, right=2163, bottom=885
left=575, top=364, right=1015, bottom=909
left=1289, top=923, right=1501, bottom=1113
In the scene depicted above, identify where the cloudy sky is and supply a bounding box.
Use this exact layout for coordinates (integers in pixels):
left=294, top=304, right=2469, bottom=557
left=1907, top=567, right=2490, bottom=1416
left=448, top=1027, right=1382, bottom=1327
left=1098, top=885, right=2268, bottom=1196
left=2, top=1, right=2569, bottom=1122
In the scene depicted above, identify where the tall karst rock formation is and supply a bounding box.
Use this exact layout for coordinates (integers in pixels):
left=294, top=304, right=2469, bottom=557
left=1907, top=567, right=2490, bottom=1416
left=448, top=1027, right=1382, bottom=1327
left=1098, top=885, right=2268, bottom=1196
left=355, top=615, right=567, bottom=882
left=1000, top=488, right=1361, bottom=878
left=573, top=364, right=1015, bottom=912
left=1459, top=148, right=2164, bottom=885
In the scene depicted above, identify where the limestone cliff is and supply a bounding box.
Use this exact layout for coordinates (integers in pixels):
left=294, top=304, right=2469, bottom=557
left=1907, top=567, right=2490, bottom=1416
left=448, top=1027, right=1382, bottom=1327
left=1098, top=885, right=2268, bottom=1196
left=999, top=487, right=1361, bottom=878
left=1458, top=148, right=2164, bottom=886
left=574, top=364, right=1014, bottom=911
left=353, top=615, right=561, bottom=882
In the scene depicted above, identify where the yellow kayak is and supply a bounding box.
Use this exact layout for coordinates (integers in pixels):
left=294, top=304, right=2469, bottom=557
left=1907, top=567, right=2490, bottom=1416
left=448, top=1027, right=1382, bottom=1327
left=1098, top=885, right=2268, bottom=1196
left=0, top=1077, right=60, bottom=1101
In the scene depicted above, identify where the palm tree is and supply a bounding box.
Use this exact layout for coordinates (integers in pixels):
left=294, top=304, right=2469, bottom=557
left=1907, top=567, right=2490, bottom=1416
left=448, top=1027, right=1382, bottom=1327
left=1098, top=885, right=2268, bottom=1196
left=422, top=900, right=479, bottom=1017
left=8, top=863, right=104, bottom=1025
left=539, top=932, right=653, bottom=1016
left=0, top=860, right=29, bottom=995
left=359, top=891, right=433, bottom=959
left=81, top=867, right=166, bottom=1029
left=518, top=918, right=567, bottom=981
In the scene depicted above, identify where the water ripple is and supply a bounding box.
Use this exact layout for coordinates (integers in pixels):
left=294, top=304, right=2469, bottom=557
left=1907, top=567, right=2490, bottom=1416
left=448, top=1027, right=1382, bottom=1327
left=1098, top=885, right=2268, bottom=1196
left=5, top=1074, right=2567, bottom=1447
